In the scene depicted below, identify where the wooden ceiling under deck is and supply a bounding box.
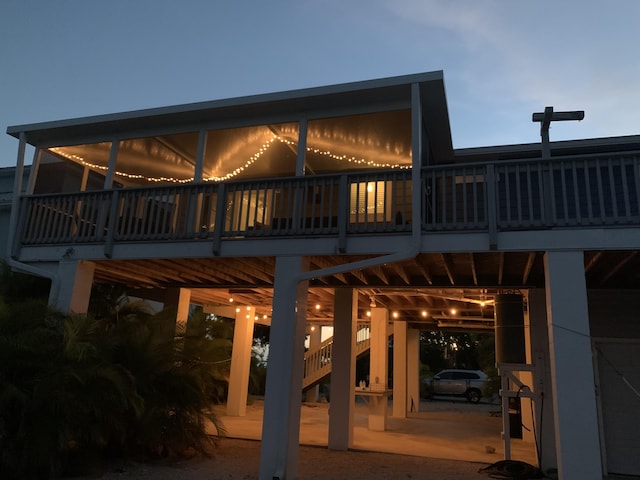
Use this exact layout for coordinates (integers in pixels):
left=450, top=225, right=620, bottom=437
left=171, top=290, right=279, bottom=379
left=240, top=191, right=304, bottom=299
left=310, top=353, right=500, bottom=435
left=91, top=250, right=640, bottom=331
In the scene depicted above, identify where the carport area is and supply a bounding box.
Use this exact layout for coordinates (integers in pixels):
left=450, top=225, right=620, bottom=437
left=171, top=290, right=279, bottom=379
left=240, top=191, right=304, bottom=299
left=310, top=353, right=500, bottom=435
left=213, top=397, right=537, bottom=465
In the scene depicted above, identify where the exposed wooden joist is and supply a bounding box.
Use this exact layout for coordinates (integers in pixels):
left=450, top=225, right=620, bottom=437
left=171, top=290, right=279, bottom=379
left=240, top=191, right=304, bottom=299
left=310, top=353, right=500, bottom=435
left=393, top=263, right=411, bottom=285
left=470, top=253, right=478, bottom=286
left=585, top=251, right=604, bottom=273
left=440, top=253, right=456, bottom=285
left=522, top=252, right=536, bottom=285
left=601, top=251, right=638, bottom=285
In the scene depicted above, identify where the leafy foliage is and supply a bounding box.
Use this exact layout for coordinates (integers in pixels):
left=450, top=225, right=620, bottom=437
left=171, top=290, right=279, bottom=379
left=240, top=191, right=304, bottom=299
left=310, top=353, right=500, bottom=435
left=0, top=276, right=226, bottom=479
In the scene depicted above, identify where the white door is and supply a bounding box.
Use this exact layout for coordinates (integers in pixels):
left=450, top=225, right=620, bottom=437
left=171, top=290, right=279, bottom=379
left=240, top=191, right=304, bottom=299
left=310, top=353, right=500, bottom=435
left=595, top=340, right=640, bottom=476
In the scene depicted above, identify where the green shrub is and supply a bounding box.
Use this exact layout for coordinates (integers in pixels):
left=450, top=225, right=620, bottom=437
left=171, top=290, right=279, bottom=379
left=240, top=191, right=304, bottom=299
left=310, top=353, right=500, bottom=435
left=0, top=292, right=225, bottom=479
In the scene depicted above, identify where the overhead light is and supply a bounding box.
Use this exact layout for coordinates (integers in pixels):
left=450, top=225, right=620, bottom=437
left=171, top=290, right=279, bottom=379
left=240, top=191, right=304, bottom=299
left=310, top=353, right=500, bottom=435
left=421, top=310, right=428, bottom=317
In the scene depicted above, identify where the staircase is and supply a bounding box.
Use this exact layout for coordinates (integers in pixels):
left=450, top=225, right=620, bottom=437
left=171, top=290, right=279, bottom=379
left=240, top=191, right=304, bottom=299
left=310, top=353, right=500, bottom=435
left=302, top=323, right=371, bottom=390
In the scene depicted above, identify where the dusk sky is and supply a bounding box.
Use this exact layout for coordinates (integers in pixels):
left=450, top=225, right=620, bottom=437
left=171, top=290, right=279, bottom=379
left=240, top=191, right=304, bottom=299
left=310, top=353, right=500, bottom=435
left=2, top=0, right=639, bottom=167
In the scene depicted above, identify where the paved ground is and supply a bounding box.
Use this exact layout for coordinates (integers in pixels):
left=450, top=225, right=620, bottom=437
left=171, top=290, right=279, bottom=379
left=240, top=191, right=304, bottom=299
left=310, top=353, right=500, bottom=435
left=76, top=398, right=542, bottom=479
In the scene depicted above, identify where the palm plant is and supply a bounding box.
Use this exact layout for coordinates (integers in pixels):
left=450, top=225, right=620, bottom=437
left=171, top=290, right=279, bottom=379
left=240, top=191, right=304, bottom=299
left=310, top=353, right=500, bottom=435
left=0, top=275, right=227, bottom=478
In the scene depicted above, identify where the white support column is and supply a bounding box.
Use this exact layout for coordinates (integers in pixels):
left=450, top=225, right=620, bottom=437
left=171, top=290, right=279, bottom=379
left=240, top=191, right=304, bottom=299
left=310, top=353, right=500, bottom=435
left=527, top=288, right=557, bottom=471
left=544, top=251, right=602, bottom=479
left=259, top=256, right=308, bottom=480
left=164, top=287, right=191, bottom=336
left=227, top=306, right=255, bottom=416
left=304, top=325, right=321, bottom=403
left=328, top=288, right=357, bottom=450
left=368, top=307, right=389, bottom=430
left=407, top=328, right=420, bottom=413
left=393, top=320, right=408, bottom=418
left=54, top=260, right=95, bottom=314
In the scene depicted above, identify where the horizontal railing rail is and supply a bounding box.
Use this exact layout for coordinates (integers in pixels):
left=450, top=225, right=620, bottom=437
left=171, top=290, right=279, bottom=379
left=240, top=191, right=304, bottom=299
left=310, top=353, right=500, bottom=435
left=14, top=152, right=640, bottom=252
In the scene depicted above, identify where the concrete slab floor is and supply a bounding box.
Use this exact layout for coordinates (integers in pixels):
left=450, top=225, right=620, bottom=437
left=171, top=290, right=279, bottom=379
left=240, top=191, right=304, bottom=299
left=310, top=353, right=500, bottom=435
left=213, top=398, right=538, bottom=466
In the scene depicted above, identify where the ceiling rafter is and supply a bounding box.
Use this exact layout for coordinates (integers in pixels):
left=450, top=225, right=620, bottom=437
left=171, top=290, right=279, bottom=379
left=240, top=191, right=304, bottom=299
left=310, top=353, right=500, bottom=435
left=601, top=251, right=638, bottom=285
left=440, top=253, right=456, bottom=285
left=393, top=263, right=411, bottom=285
left=585, top=251, right=604, bottom=273
left=470, top=253, right=478, bottom=286
left=522, top=252, right=536, bottom=285
left=414, top=255, right=435, bottom=285
left=310, top=257, right=349, bottom=285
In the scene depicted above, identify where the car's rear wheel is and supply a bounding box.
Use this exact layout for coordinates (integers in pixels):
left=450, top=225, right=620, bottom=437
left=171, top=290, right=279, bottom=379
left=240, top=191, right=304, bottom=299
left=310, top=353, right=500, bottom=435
left=467, top=388, right=481, bottom=403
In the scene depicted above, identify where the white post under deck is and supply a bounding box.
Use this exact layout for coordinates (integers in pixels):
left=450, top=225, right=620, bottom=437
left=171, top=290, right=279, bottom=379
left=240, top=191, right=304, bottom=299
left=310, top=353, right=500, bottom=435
left=328, top=288, right=357, bottom=450
left=544, top=251, right=602, bottom=479
left=258, top=256, right=309, bottom=480
left=368, top=307, right=389, bottom=431
left=164, top=287, right=191, bottom=336
left=227, top=306, right=255, bottom=417
left=304, top=325, right=321, bottom=402
left=54, top=259, right=95, bottom=314
left=407, top=327, right=420, bottom=413
left=393, top=320, right=408, bottom=418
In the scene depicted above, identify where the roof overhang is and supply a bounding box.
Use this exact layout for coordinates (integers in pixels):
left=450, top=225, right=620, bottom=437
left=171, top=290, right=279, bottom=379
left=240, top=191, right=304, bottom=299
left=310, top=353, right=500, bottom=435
left=7, top=71, right=454, bottom=163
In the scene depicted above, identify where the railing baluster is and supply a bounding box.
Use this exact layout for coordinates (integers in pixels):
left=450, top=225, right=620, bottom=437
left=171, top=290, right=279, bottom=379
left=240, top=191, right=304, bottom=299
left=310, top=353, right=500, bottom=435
left=13, top=152, right=640, bottom=251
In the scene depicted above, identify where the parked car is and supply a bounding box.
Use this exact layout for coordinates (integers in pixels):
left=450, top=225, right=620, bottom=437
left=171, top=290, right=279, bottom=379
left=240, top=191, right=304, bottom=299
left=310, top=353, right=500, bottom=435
left=424, top=369, right=487, bottom=403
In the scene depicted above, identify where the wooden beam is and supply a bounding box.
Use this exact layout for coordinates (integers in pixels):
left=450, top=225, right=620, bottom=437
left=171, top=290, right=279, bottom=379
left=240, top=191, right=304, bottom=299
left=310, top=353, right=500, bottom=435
left=522, top=252, right=536, bottom=285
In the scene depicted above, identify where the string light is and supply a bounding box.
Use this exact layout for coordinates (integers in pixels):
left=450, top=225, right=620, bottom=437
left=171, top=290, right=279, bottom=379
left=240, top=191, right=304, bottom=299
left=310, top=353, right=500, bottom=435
left=50, top=131, right=411, bottom=185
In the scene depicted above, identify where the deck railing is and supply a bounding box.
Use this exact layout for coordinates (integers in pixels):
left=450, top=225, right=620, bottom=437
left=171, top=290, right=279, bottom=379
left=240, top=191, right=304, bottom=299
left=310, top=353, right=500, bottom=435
left=14, top=152, right=640, bottom=251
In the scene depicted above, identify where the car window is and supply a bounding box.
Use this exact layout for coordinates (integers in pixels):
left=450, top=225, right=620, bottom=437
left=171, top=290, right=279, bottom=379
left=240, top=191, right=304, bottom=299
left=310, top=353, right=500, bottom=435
left=453, top=372, right=480, bottom=380
left=437, top=371, right=454, bottom=380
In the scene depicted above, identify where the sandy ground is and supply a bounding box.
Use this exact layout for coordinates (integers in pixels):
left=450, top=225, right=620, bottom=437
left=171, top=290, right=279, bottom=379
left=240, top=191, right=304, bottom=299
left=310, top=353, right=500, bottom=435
left=81, top=437, right=489, bottom=480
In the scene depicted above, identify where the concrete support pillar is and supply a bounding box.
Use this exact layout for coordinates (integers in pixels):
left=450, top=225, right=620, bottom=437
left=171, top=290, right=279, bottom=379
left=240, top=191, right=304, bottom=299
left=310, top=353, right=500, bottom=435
left=54, top=260, right=95, bottom=314
left=527, top=289, right=557, bottom=470
left=304, top=325, right=322, bottom=402
left=328, top=288, right=357, bottom=450
left=368, top=307, right=389, bottom=430
left=164, top=287, right=191, bottom=336
left=227, top=306, right=256, bottom=416
left=259, top=256, right=308, bottom=480
left=407, top=328, right=420, bottom=413
left=544, top=251, right=602, bottom=479
left=392, top=320, right=408, bottom=418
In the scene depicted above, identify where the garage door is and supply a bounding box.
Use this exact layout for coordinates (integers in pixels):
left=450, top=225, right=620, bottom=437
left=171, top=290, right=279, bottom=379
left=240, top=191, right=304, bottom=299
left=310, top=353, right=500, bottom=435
left=595, top=340, right=640, bottom=476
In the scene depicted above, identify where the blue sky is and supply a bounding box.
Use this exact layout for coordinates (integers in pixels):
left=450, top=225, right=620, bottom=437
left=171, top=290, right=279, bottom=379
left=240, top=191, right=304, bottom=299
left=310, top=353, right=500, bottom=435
left=2, top=0, right=639, bottom=167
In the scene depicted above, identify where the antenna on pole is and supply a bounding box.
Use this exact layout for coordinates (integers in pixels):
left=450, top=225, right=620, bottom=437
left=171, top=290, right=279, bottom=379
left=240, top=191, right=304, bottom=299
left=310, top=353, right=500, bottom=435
left=532, top=107, right=584, bottom=159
